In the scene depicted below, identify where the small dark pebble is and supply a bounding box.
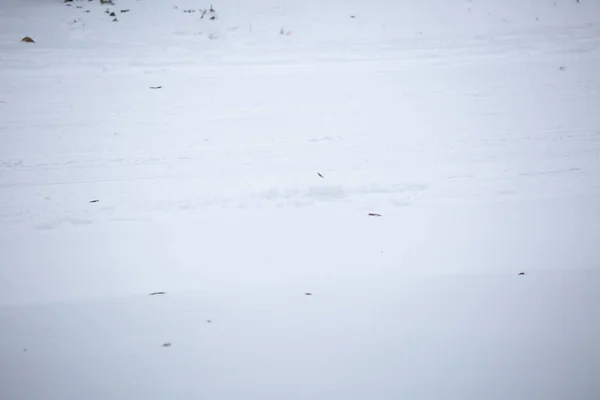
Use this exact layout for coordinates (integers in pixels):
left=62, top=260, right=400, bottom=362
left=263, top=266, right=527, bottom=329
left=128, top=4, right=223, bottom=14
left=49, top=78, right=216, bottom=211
left=206, top=320, right=212, bottom=323
left=162, top=342, right=171, bottom=347
left=89, top=199, right=99, bottom=203
left=120, top=9, right=130, bottom=13
left=305, top=292, right=313, bottom=296
left=518, top=272, right=525, bottom=275
left=368, top=213, right=382, bottom=217
left=149, top=86, right=163, bottom=89
left=317, top=172, right=324, bottom=178
left=149, top=291, right=166, bottom=296
left=109, top=12, right=116, bottom=16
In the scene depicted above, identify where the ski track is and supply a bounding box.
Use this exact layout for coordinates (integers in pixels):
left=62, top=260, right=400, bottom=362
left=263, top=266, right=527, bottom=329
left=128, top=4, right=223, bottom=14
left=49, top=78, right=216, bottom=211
left=2, top=29, right=599, bottom=227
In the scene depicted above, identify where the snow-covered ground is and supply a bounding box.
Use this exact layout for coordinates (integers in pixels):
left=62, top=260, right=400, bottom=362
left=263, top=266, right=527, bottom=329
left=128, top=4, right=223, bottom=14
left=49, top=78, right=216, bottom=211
left=1, top=0, right=599, bottom=399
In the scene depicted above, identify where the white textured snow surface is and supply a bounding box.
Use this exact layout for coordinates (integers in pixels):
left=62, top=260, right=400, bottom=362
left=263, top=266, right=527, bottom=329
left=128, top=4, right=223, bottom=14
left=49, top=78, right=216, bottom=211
left=1, top=0, right=600, bottom=399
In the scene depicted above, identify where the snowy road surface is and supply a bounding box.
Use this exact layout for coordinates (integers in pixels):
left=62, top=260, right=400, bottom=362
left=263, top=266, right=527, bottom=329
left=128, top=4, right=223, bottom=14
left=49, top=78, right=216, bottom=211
left=1, top=0, right=599, bottom=399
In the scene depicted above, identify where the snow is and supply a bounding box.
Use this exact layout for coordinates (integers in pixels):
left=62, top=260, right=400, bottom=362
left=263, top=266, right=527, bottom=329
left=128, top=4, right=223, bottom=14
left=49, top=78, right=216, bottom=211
left=1, top=0, right=599, bottom=399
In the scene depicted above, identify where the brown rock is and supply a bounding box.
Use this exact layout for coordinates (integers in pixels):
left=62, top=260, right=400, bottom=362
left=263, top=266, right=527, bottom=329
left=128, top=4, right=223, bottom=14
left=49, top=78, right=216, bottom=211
left=21, top=36, right=35, bottom=43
